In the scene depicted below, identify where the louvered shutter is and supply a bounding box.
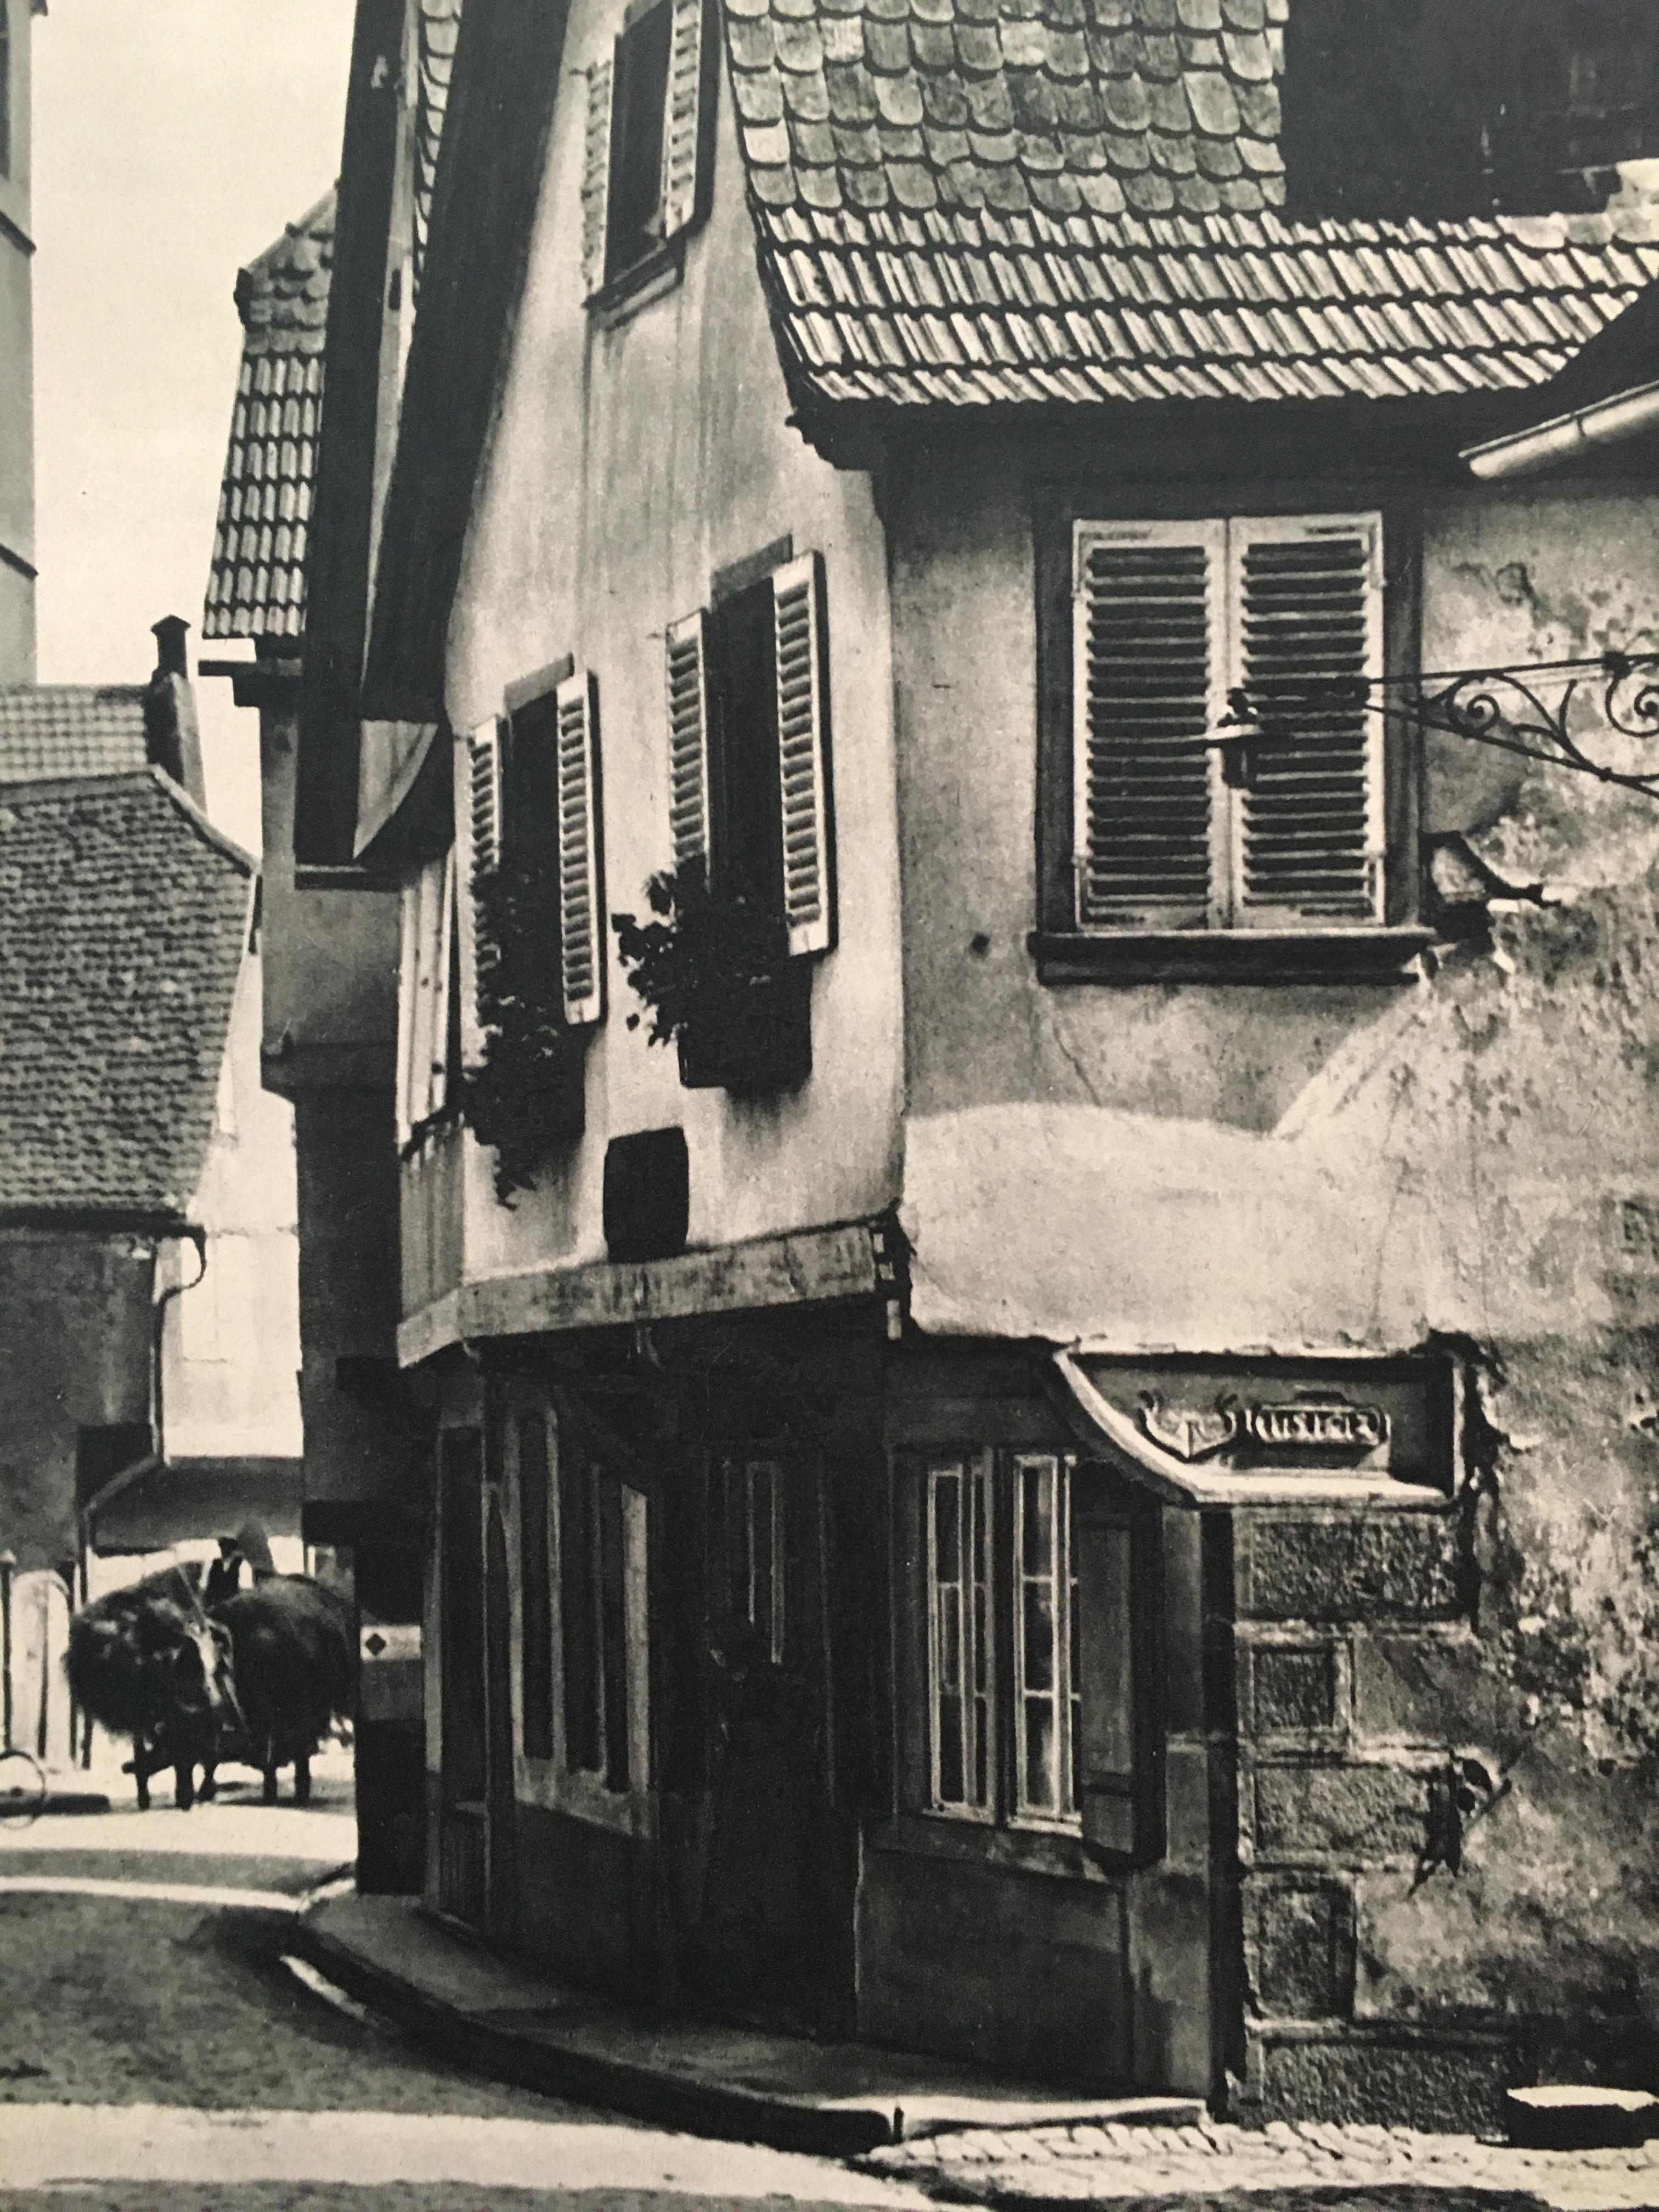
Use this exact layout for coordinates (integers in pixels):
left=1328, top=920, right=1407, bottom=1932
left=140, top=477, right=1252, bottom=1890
left=463, top=721, right=505, bottom=1053
left=665, top=610, right=713, bottom=871
left=772, top=553, right=834, bottom=957
left=1075, top=1512, right=1161, bottom=1865
left=428, top=847, right=456, bottom=1118
left=555, top=671, right=605, bottom=1026
left=659, top=0, right=714, bottom=239
left=1228, top=514, right=1385, bottom=928
left=580, top=60, right=614, bottom=299
left=1073, top=520, right=1227, bottom=932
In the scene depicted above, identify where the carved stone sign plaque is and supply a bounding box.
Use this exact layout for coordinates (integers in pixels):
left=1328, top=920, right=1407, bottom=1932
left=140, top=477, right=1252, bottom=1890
left=1087, top=1357, right=1449, bottom=1489
left=1245, top=1400, right=1390, bottom=1452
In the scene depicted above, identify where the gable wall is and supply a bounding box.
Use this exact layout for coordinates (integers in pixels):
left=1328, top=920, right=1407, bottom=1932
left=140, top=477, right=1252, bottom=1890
left=436, top=21, right=903, bottom=1278
left=163, top=952, right=304, bottom=1464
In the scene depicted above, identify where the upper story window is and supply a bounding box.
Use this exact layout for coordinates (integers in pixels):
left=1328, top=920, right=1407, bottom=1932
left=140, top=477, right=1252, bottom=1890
left=1037, top=503, right=1425, bottom=984
left=462, top=665, right=606, bottom=1048
left=665, top=549, right=834, bottom=958
left=640, top=544, right=834, bottom=1092
left=1283, top=0, right=1659, bottom=218
left=581, top=0, right=718, bottom=308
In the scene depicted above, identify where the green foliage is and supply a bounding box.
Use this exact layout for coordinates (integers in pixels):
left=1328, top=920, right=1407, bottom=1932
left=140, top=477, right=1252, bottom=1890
left=612, top=859, right=791, bottom=1062
left=459, top=859, right=579, bottom=1203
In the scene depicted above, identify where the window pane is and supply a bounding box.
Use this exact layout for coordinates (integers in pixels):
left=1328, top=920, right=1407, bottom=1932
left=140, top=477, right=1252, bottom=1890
left=607, top=0, right=673, bottom=279
left=927, top=1460, right=989, bottom=1815
left=560, top=1444, right=600, bottom=1773
left=1024, top=1699, right=1056, bottom=1809
left=1023, top=1581, right=1056, bottom=1691
left=1014, top=1455, right=1077, bottom=1825
left=934, top=1472, right=960, bottom=1582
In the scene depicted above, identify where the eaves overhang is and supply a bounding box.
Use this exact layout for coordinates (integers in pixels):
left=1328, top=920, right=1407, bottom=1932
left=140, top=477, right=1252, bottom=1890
left=398, top=1217, right=898, bottom=1369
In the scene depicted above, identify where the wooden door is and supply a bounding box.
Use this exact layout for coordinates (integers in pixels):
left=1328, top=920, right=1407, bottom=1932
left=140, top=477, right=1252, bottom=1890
left=691, top=1451, right=846, bottom=2025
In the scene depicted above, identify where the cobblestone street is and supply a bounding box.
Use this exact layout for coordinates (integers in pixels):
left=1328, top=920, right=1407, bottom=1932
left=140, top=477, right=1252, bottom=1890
left=1, top=1782, right=1656, bottom=2210
left=0, top=1780, right=928, bottom=2210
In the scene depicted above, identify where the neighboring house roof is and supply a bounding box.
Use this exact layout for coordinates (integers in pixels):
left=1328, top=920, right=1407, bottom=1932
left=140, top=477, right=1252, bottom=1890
left=0, top=686, right=149, bottom=782
left=724, top=0, right=1659, bottom=410
left=0, top=770, right=254, bottom=1217
left=203, top=192, right=334, bottom=642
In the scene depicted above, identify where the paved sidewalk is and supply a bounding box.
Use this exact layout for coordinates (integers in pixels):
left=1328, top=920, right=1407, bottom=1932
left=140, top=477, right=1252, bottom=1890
left=295, top=1893, right=1202, bottom=2157
left=856, top=2118, right=1659, bottom=2210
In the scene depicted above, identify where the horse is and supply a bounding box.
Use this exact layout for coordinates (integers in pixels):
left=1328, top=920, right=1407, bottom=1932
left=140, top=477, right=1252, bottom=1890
left=64, top=1564, right=238, bottom=1810
left=210, top=1575, right=354, bottom=1805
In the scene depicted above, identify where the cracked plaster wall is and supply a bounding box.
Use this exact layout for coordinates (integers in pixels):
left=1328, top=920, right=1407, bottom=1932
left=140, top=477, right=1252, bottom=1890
left=889, top=460, right=1659, bottom=2087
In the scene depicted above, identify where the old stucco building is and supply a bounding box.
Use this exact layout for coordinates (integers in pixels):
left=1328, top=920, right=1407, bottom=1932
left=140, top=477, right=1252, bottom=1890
left=282, top=0, right=1659, bottom=2126
left=0, top=0, right=37, bottom=679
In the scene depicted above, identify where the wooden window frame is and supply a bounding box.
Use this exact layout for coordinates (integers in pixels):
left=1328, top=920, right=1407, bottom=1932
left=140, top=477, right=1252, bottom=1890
left=582, top=0, right=720, bottom=318
left=555, top=1449, right=651, bottom=1809
left=901, top=1451, right=1161, bottom=1866
left=1009, top=1453, right=1079, bottom=1832
left=923, top=1454, right=995, bottom=1823
left=1034, top=483, right=1430, bottom=986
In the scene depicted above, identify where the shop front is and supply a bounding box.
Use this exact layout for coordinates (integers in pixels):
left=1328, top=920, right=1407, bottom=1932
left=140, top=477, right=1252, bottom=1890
left=424, top=1321, right=1465, bottom=2106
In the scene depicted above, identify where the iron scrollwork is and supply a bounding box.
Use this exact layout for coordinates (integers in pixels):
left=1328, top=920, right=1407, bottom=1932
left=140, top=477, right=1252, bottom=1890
left=1221, top=651, right=1659, bottom=803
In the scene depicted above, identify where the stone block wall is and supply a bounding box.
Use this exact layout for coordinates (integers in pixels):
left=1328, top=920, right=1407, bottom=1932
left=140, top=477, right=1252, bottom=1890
left=1234, top=1503, right=1513, bottom=2131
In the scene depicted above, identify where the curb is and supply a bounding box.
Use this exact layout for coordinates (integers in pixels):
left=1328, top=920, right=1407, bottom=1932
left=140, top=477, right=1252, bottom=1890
left=289, top=1909, right=898, bottom=2155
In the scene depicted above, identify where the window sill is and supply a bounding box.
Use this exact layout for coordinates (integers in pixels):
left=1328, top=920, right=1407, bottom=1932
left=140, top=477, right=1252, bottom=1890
left=1030, top=927, right=1435, bottom=987
left=516, top=1754, right=656, bottom=1841
left=867, top=1811, right=1118, bottom=1885
left=585, top=238, right=685, bottom=329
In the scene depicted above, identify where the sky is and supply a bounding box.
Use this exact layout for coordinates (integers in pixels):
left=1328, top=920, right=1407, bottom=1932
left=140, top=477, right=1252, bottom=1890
left=32, top=0, right=356, bottom=852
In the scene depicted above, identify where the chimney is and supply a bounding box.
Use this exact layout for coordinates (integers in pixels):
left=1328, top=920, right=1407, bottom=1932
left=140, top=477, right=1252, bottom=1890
left=144, top=615, right=207, bottom=806
left=152, top=614, right=189, bottom=679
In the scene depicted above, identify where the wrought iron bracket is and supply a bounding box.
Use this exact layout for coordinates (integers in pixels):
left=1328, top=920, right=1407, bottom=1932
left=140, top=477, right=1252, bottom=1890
left=1219, top=651, right=1659, bottom=803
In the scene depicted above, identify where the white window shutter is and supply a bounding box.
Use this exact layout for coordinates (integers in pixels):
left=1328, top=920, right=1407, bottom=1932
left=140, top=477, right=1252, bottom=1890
left=1073, top=518, right=1227, bottom=932
left=428, top=845, right=456, bottom=1117
left=555, top=670, right=605, bottom=1027
left=1227, top=513, right=1385, bottom=928
left=772, top=552, right=834, bottom=957
left=462, top=720, right=505, bottom=1055
left=664, top=610, right=713, bottom=873
left=580, top=59, right=614, bottom=299
left=659, top=0, right=711, bottom=239
left=396, top=877, right=420, bottom=1148
left=398, top=853, right=452, bottom=1138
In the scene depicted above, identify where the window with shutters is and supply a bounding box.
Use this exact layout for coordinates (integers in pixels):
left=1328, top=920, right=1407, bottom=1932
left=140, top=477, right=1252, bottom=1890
left=618, top=543, right=832, bottom=1092
left=581, top=0, right=718, bottom=311
left=906, top=1452, right=1161, bottom=1864
left=1037, top=500, right=1426, bottom=984
left=663, top=549, right=834, bottom=955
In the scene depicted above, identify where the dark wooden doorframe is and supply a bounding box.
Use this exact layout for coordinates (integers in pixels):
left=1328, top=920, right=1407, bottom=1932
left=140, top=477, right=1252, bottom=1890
left=484, top=1491, right=517, bottom=1939
left=688, top=1444, right=850, bottom=2029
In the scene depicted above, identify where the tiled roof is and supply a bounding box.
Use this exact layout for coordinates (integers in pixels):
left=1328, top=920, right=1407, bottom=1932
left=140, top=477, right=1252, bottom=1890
left=0, top=686, right=149, bottom=783
left=725, top=0, right=1659, bottom=409
left=0, top=771, right=253, bottom=1216
left=203, top=194, right=334, bottom=641
left=415, top=0, right=465, bottom=289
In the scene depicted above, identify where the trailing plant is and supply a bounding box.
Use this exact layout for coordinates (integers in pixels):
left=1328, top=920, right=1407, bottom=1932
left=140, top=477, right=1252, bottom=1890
left=613, top=859, right=805, bottom=1091
left=460, top=858, right=583, bottom=1203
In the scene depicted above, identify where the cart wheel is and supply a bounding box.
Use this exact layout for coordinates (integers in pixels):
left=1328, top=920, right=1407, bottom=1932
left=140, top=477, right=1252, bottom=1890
left=0, top=1748, right=46, bottom=1830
